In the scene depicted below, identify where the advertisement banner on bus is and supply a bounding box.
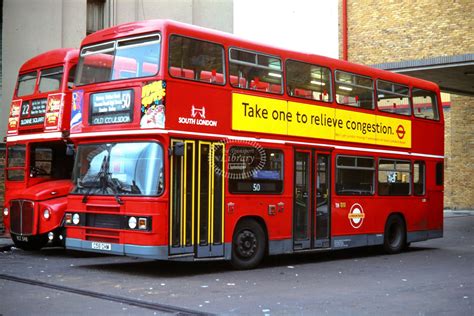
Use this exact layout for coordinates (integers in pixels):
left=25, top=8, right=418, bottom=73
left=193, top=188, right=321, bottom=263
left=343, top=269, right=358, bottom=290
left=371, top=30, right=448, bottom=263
left=44, top=93, right=65, bottom=131
left=232, top=93, right=412, bottom=148
left=7, top=99, right=22, bottom=135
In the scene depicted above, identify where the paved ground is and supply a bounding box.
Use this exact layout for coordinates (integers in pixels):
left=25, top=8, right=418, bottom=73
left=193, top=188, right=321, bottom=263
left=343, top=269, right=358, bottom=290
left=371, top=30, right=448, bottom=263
left=0, top=212, right=473, bottom=315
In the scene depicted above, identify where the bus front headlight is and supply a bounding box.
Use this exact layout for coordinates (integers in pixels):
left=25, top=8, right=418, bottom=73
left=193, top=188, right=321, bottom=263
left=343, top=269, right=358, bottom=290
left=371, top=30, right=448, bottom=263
left=128, top=217, right=137, bottom=229
left=72, top=213, right=80, bottom=225
left=43, top=209, right=51, bottom=220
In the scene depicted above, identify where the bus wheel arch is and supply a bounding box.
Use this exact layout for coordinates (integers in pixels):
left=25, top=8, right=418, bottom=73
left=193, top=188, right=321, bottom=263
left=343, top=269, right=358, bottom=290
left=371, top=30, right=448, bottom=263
left=383, top=213, right=407, bottom=254
left=231, top=216, right=268, bottom=269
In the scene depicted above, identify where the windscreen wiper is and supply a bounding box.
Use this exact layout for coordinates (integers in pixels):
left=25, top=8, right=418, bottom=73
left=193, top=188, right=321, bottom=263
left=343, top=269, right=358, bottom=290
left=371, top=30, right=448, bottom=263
left=98, top=153, right=124, bottom=205
left=104, top=175, right=124, bottom=205
left=82, top=155, right=107, bottom=204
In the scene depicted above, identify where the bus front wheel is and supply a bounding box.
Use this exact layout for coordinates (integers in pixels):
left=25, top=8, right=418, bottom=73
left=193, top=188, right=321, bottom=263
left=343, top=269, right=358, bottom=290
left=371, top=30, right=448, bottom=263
left=231, top=219, right=266, bottom=269
left=383, top=215, right=406, bottom=254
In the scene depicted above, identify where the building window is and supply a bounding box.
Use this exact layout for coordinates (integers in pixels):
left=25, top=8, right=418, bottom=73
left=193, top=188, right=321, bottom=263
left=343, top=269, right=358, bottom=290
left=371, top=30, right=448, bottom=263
left=87, top=0, right=106, bottom=35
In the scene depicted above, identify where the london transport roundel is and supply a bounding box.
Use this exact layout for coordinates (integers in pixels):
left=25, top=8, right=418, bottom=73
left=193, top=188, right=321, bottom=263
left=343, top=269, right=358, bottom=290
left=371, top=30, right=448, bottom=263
left=348, top=203, right=365, bottom=229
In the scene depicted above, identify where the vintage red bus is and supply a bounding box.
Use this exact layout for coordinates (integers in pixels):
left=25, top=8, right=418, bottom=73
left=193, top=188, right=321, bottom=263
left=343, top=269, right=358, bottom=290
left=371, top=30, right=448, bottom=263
left=64, top=20, right=443, bottom=269
left=3, top=48, right=78, bottom=250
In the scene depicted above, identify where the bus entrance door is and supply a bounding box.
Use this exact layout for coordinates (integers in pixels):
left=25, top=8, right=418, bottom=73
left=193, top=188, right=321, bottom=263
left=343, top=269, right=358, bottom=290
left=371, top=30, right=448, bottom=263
left=169, top=139, right=225, bottom=258
left=293, top=149, right=331, bottom=250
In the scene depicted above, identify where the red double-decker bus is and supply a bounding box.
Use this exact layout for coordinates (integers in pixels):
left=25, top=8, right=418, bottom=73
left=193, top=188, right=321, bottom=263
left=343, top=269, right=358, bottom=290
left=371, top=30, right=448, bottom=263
left=3, top=48, right=78, bottom=250
left=64, top=20, right=443, bottom=269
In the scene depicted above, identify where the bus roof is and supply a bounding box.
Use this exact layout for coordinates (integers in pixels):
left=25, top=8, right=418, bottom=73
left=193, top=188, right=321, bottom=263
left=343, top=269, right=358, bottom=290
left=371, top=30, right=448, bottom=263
left=81, top=19, right=439, bottom=91
left=20, top=48, right=79, bottom=73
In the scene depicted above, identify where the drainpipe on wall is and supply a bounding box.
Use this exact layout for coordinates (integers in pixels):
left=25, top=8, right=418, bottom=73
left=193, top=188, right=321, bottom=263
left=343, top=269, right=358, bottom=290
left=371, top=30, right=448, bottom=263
left=342, top=0, right=348, bottom=61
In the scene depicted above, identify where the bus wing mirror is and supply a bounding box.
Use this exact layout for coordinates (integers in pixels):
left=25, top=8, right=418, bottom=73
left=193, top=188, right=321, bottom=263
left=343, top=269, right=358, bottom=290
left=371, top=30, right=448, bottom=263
left=173, top=142, right=184, bottom=156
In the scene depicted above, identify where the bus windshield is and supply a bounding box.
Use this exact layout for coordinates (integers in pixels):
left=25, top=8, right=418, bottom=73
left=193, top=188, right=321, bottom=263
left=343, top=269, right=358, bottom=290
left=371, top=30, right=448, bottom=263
left=75, top=33, right=161, bottom=85
left=72, top=142, right=164, bottom=196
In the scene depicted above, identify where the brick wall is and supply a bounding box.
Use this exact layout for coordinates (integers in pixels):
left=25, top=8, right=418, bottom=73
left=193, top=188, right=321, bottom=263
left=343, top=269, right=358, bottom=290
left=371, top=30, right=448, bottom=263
left=444, top=95, right=474, bottom=209
left=339, top=0, right=474, bottom=64
left=339, top=0, right=474, bottom=209
left=0, top=144, right=5, bottom=233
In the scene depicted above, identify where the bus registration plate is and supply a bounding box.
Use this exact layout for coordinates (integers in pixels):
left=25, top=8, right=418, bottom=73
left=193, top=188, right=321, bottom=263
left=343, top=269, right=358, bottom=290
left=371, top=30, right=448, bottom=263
left=91, top=242, right=112, bottom=251
left=15, top=235, right=28, bottom=242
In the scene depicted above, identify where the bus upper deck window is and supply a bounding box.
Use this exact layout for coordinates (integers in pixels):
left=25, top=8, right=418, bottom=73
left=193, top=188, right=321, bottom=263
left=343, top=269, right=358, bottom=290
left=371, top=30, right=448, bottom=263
left=168, top=35, right=225, bottom=85
left=413, top=88, right=439, bottom=120
left=39, top=67, right=64, bottom=93
left=75, top=34, right=161, bottom=86
left=335, top=70, right=374, bottom=110
left=377, top=80, right=411, bottom=116
left=286, top=59, right=332, bottom=102
left=229, top=48, right=282, bottom=94
left=17, top=71, right=37, bottom=97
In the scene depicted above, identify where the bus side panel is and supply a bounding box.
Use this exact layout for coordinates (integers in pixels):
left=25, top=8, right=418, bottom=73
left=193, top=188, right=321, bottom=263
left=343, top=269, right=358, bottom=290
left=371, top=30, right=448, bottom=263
left=411, top=119, right=444, bottom=157
left=223, top=146, right=293, bottom=247
left=427, top=159, right=444, bottom=234
left=331, top=196, right=377, bottom=237
left=165, top=80, right=231, bottom=135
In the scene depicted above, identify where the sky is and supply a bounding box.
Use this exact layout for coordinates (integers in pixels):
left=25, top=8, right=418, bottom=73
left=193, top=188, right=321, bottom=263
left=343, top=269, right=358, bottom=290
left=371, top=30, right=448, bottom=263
left=233, top=0, right=339, bottom=58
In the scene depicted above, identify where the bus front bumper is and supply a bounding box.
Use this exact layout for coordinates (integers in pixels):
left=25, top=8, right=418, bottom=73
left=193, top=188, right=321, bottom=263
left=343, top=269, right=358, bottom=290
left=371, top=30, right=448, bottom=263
left=66, top=238, right=168, bottom=260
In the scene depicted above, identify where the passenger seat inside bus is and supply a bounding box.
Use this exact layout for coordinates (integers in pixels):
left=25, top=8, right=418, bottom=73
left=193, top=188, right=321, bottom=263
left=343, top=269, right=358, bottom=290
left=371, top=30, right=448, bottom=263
left=169, top=66, right=195, bottom=79
left=200, top=70, right=224, bottom=84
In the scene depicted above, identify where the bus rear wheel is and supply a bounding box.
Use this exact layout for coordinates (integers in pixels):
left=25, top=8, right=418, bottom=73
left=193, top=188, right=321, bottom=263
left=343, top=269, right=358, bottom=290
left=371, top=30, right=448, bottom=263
left=383, top=215, right=406, bottom=254
left=11, top=233, right=49, bottom=251
left=231, top=219, right=266, bottom=270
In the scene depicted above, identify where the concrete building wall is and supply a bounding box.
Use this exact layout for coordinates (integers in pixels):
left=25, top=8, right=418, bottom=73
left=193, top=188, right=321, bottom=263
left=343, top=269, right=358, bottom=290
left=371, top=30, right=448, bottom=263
left=339, top=0, right=474, bottom=209
left=1, top=0, right=87, bottom=140
left=0, top=0, right=233, bottom=139
left=192, top=0, right=233, bottom=33
left=62, top=0, right=88, bottom=49
left=111, top=0, right=232, bottom=33
left=0, top=0, right=233, bottom=229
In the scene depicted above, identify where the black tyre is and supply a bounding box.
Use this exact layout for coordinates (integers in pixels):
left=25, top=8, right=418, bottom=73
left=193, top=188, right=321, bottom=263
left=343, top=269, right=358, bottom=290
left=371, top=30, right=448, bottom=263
left=11, top=233, right=49, bottom=251
left=231, top=219, right=266, bottom=269
left=383, top=215, right=406, bottom=254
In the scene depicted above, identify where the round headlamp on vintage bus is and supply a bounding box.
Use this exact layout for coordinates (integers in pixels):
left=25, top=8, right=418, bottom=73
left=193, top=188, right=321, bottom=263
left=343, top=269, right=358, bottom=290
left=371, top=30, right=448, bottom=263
left=3, top=208, right=8, bottom=216
left=72, top=213, right=80, bottom=225
left=43, top=209, right=51, bottom=220
left=128, top=216, right=137, bottom=229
